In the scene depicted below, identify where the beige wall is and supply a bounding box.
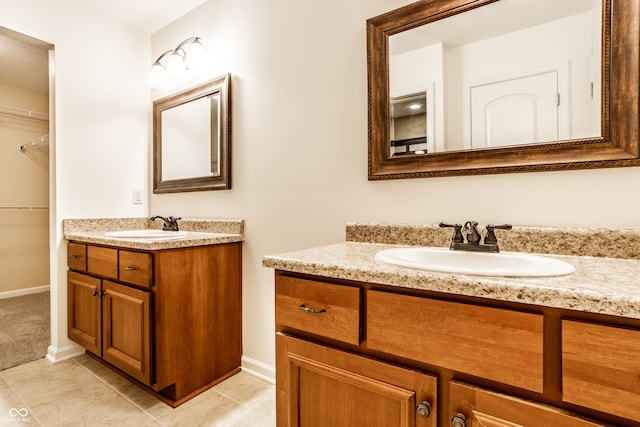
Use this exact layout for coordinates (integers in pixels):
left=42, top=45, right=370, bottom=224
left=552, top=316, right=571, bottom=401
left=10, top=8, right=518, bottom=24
left=0, top=83, right=49, bottom=293
left=149, top=0, right=640, bottom=379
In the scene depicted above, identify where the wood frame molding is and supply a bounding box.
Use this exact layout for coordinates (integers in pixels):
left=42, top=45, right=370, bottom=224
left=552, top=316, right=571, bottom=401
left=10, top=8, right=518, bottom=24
left=367, top=0, right=640, bottom=179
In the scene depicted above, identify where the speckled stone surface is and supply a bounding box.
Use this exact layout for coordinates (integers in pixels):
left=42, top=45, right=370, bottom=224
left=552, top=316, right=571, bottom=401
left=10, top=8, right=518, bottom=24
left=264, top=223, right=640, bottom=320
left=63, top=217, right=244, bottom=250
left=346, top=222, right=640, bottom=259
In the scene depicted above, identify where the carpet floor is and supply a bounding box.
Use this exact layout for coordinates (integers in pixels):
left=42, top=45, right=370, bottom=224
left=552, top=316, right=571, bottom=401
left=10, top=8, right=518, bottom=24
left=0, top=291, right=50, bottom=371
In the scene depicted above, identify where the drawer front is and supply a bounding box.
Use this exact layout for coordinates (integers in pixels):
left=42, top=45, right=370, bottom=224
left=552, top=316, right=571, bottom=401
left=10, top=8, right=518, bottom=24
left=450, top=381, right=607, bottom=427
left=367, top=290, right=544, bottom=393
left=119, top=250, right=153, bottom=288
left=68, top=242, right=87, bottom=271
left=87, top=246, right=118, bottom=279
left=562, top=320, right=640, bottom=423
left=276, top=276, right=361, bottom=345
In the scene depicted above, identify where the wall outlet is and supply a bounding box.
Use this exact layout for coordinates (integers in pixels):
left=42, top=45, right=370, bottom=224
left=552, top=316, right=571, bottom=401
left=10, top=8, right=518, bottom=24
left=133, top=189, right=143, bottom=204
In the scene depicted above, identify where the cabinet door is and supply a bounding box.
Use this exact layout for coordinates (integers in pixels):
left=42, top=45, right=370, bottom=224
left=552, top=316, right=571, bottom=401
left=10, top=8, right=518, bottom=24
left=449, top=381, right=608, bottom=427
left=101, top=280, right=152, bottom=385
left=277, top=333, right=437, bottom=427
left=68, top=272, right=102, bottom=355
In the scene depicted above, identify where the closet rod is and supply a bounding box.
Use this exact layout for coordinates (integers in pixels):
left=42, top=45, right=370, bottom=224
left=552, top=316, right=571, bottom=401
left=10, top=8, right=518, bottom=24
left=0, top=206, right=49, bottom=212
left=0, top=104, right=49, bottom=122
left=20, top=134, right=50, bottom=152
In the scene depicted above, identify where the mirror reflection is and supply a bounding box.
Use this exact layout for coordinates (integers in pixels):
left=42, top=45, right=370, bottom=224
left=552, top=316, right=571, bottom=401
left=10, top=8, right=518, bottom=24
left=388, top=0, right=602, bottom=154
left=161, top=93, right=220, bottom=180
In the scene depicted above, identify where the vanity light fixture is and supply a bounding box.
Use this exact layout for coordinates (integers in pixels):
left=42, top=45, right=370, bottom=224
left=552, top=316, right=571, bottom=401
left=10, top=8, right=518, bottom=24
left=146, top=37, right=206, bottom=89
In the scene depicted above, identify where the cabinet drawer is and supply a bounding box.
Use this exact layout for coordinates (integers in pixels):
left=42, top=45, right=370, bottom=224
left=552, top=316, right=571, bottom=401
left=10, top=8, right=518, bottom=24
left=119, top=250, right=152, bottom=288
left=87, top=246, right=118, bottom=279
left=276, top=276, right=360, bottom=346
left=367, top=290, right=544, bottom=393
left=450, top=381, right=607, bottom=427
left=68, top=242, right=87, bottom=271
left=562, top=320, right=640, bottom=423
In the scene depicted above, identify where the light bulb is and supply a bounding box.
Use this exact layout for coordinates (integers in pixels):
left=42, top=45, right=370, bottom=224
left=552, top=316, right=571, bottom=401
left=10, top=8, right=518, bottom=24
left=165, top=51, right=186, bottom=79
left=146, top=63, right=168, bottom=89
left=184, top=39, right=206, bottom=72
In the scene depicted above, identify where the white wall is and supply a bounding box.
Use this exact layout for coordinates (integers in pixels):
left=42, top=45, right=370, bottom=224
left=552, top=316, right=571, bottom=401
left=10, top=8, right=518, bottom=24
left=150, top=0, right=640, bottom=378
left=0, top=0, right=149, bottom=361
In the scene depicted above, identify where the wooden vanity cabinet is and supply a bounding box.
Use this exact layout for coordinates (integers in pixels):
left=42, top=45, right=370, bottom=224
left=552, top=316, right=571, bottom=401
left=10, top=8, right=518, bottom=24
left=68, top=241, right=242, bottom=407
left=275, top=271, right=640, bottom=427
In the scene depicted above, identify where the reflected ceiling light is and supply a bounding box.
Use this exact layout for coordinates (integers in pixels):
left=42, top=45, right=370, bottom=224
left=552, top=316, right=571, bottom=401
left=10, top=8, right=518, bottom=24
left=408, top=103, right=422, bottom=110
left=146, top=37, right=206, bottom=89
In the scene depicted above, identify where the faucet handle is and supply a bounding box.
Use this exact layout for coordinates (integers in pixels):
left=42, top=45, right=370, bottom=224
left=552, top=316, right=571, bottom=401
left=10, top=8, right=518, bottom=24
left=484, top=224, right=512, bottom=245
left=439, top=222, right=464, bottom=244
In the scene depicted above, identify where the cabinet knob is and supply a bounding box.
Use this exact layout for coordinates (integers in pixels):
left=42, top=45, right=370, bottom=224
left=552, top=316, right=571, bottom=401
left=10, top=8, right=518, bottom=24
left=416, top=401, right=431, bottom=418
left=92, top=290, right=100, bottom=297
left=298, top=304, right=327, bottom=314
left=452, top=413, right=467, bottom=427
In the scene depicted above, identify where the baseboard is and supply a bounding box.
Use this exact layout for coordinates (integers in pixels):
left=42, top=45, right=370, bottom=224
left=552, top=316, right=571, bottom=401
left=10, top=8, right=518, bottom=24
left=241, top=356, right=275, bottom=384
left=46, top=343, right=85, bottom=364
left=0, top=285, right=50, bottom=299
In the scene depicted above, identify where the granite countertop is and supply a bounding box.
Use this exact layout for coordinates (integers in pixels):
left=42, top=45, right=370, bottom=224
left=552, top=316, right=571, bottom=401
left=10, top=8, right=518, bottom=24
left=63, top=217, right=244, bottom=250
left=263, top=223, right=640, bottom=320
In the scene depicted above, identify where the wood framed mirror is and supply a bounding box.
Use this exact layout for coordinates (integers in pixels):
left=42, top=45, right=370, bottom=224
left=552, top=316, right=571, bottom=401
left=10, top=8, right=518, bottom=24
left=153, top=73, right=231, bottom=193
left=367, top=0, right=640, bottom=179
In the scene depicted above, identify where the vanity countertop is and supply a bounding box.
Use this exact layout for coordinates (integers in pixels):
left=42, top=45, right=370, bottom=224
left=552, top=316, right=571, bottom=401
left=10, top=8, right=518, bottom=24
left=63, top=217, right=244, bottom=250
left=263, top=223, right=640, bottom=320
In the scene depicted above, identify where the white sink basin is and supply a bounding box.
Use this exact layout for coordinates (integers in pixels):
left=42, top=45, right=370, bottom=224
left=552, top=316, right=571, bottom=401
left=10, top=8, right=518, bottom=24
left=104, top=230, right=188, bottom=240
left=375, top=247, right=575, bottom=277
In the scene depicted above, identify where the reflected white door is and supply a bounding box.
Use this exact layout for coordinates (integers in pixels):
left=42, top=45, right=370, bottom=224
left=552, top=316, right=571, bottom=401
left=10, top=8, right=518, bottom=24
left=470, top=71, right=559, bottom=148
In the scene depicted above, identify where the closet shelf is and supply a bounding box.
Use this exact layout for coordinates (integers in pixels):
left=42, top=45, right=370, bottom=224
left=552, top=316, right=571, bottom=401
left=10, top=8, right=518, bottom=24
left=0, top=206, right=49, bottom=212
left=0, top=104, right=49, bottom=122
left=20, top=134, right=49, bottom=153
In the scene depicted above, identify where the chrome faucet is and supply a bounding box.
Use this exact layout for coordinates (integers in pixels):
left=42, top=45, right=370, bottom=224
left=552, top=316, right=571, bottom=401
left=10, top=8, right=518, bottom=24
left=440, top=221, right=512, bottom=253
left=149, top=215, right=181, bottom=231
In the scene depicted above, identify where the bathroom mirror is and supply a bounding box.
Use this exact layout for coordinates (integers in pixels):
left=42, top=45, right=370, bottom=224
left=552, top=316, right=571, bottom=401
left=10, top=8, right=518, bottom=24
left=367, top=0, right=640, bottom=179
left=153, top=74, right=231, bottom=192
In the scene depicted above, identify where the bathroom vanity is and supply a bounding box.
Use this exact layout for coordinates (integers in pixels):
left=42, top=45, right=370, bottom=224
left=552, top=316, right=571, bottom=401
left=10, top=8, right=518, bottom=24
left=264, top=223, right=640, bottom=427
left=64, top=218, right=243, bottom=407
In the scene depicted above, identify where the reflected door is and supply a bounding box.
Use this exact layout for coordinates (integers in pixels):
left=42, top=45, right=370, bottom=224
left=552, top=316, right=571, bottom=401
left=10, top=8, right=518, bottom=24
left=471, top=71, right=559, bottom=148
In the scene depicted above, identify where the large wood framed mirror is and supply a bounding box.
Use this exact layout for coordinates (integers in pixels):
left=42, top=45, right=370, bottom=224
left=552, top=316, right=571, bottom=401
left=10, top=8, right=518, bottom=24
left=153, top=73, right=231, bottom=193
left=367, top=0, right=640, bottom=179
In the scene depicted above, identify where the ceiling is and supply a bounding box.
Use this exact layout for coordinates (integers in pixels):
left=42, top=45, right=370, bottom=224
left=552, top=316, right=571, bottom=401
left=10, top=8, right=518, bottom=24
left=0, top=0, right=207, bottom=94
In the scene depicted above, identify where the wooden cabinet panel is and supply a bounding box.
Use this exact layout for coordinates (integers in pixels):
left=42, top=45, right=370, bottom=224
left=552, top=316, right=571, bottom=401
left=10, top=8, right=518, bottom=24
left=367, top=290, right=544, bottom=393
left=101, top=280, right=152, bottom=385
left=67, top=242, right=87, bottom=271
left=119, top=250, right=152, bottom=288
left=562, top=320, right=640, bottom=423
left=449, top=381, right=607, bottom=427
left=87, top=246, right=118, bottom=279
left=276, top=276, right=360, bottom=345
left=277, top=333, right=437, bottom=427
left=67, top=271, right=101, bottom=355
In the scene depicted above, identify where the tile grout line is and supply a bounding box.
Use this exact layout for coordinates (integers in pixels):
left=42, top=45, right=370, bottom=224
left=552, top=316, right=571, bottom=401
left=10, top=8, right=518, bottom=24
left=0, top=372, right=46, bottom=426
left=71, top=358, right=162, bottom=424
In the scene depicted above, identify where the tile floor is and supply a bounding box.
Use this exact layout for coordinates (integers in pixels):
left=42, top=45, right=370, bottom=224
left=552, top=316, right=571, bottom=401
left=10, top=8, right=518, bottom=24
left=0, top=354, right=275, bottom=426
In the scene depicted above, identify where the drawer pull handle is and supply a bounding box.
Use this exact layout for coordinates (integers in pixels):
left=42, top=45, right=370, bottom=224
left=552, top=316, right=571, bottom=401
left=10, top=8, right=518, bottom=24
left=416, top=401, right=431, bottom=418
left=452, top=414, right=467, bottom=427
left=69, top=255, right=81, bottom=259
left=298, top=304, right=326, bottom=314
left=124, top=266, right=139, bottom=271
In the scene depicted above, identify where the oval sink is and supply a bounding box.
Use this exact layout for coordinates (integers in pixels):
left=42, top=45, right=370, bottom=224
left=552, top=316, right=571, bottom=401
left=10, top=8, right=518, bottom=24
left=104, top=230, right=188, bottom=239
left=375, top=247, right=575, bottom=277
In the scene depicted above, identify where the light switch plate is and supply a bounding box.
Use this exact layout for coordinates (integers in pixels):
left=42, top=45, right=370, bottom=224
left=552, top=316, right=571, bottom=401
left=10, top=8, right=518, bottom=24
left=133, top=189, right=143, bottom=204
